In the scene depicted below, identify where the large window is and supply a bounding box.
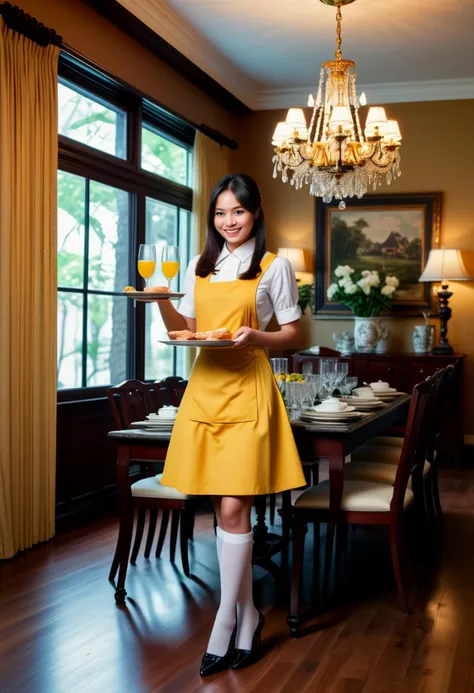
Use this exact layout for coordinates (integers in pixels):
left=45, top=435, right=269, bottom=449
left=57, top=55, right=194, bottom=396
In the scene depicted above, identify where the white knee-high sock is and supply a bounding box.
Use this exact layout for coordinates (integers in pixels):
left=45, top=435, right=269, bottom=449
left=207, top=529, right=253, bottom=657
left=213, top=527, right=259, bottom=652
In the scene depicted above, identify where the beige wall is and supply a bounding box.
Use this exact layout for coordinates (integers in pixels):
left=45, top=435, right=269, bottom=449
left=19, top=0, right=236, bottom=139
left=233, top=101, right=474, bottom=434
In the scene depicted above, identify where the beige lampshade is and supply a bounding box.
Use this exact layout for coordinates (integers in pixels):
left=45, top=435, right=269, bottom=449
left=329, top=105, right=353, bottom=130
left=382, top=119, right=402, bottom=142
left=272, top=121, right=292, bottom=146
left=284, top=108, right=308, bottom=140
left=365, top=106, right=388, bottom=128
left=419, top=248, right=472, bottom=282
left=277, top=247, right=306, bottom=272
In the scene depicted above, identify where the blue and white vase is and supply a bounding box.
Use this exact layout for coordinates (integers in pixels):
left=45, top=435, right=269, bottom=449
left=353, top=317, right=383, bottom=354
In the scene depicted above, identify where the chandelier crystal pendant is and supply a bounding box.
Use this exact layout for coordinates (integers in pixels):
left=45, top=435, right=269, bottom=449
left=271, top=0, right=402, bottom=209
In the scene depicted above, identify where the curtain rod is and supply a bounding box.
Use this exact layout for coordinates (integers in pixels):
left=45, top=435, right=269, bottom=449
left=61, top=42, right=238, bottom=151
left=0, top=2, right=62, bottom=47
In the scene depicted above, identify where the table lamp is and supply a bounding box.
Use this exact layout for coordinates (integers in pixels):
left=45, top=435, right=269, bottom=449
left=419, top=248, right=472, bottom=354
left=277, top=247, right=306, bottom=274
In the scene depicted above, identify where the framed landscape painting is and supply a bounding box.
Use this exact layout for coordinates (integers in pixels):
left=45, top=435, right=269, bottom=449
left=314, top=192, right=442, bottom=315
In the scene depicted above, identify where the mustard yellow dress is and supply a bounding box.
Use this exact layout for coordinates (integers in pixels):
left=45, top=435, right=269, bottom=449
left=160, top=252, right=306, bottom=496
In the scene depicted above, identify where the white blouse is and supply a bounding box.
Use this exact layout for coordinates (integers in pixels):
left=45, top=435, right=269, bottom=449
left=178, top=237, right=302, bottom=330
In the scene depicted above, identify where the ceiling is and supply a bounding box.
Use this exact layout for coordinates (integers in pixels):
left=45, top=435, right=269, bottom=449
left=117, top=0, right=474, bottom=109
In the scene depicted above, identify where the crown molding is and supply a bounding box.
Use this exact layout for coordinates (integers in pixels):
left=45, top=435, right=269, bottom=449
left=253, top=78, right=474, bottom=110
left=115, top=0, right=258, bottom=108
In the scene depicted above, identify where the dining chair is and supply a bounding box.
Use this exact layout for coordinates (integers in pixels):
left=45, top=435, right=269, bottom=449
left=348, top=365, right=455, bottom=533
left=288, top=374, right=438, bottom=635
left=153, top=376, right=187, bottom=407
left=107, top=379, right=195, bottom=589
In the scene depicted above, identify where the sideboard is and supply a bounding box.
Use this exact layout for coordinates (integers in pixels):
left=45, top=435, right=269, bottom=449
left=291, top=351, right=466, bottom=465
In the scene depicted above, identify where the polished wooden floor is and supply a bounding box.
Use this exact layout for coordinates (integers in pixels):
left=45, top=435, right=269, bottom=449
left=1, top=466, right=474, bottom=693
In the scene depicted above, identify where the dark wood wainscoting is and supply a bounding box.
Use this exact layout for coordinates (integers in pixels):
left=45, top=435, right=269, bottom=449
left=56, top=398, right=118, bottom=524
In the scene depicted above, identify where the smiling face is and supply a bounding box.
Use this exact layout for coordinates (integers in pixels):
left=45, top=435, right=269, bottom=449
left=214, top=189, right=258, bottom=252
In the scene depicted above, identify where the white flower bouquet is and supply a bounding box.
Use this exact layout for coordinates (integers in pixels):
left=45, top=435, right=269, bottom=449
left=327, top=265, right=399, bottom=317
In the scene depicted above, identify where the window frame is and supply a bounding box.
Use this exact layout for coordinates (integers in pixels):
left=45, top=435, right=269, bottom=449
left=57, top=52, right=194, bottom=403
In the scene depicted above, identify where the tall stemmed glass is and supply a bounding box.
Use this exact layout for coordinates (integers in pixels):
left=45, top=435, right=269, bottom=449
left=320, top=359, right=337, bottom=399
left=137, top=244, right=156, bottom=290
left=161, top=246, right=180, bottom=291
left=335, top=361, right=349, bottom=395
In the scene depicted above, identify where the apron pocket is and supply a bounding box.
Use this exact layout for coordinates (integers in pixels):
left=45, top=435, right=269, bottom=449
left=187, top=350, right=258, bottom=424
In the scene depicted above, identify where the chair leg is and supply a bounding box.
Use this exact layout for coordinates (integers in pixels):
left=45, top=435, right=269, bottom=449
left=109, top=541, right=120, bottom=582
left=130, top=509, right=146, bottom=564
left=145, top=510, right=158, bottom=559
left=431, top=467, right=445, bottom=531
left=288, top=515, right=306, bottom=637
left=169, top=510, right=180, bottom=563
left=311, top=522, right=320, bottom=605
left=115, top=506, right=134, bottom=605
left=156, top=509, right=170, bottom=558
left=179, top=510, right=191, bottom=577
left=389, top=521, right=410, bottom=613
left=269, top=493, right=276, bottom=526
left=322, top=519, right=337, bottom=603
left=335, top=523, right=348, bottom=593
left=188, top=505, right=196, bottom=540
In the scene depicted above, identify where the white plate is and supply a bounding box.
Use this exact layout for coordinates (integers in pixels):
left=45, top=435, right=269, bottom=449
left=313, top=404, right=356, bottom=414
left=299, top=415, right=360, bottom=425
left=301, top=410, right=361, bottom=420
left=370, top=387, right=396, bottom=394
left=124, top=291, right=184, bottom=302
left=131, top=420, right=174, bottom=428
left=159, top=339, right=236, bottom=347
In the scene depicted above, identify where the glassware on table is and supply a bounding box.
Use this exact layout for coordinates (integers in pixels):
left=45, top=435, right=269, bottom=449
left=161, top=245, right=180, bottom=290
left=335, top=361, right=349, bottom=393
left=320, top=358, right=337, bottom=399
left=270, top=358, right=288, bottom=395
left=305, top=374, right=322, bottom=406
left=285, top=381, right=306, bottom=422
left=341, top=375, right=358, bottom=395
left=137, top=244, right=156, bottom=290
left=302, top=361, right=314, bottom=376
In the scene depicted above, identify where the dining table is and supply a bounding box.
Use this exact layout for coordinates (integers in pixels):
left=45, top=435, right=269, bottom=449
left=108, top=394, right=410, bottom=603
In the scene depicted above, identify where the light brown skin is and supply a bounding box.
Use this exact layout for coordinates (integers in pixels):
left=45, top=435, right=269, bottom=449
left=155, top=189, right=303, bottom=532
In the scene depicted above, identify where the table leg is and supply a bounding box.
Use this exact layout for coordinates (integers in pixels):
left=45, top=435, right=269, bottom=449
left=323, top=446, right=345, bottom=602
left=115, top=445, right=134, bottom=606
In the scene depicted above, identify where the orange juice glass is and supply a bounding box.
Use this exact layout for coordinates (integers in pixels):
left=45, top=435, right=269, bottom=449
left=161, top=246, right=180, bottom=290
left=137, top=244, right=156, bottom=289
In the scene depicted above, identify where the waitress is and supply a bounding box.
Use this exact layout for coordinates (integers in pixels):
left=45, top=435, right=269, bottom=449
left=157, top=173, right=306, bottom=676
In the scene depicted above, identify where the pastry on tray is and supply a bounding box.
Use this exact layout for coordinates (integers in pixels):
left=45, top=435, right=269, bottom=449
left=124, top=286, right=136, bottom=292
left=195, top=328, right=233, bottom=341
left=145, top=285, right=170, bottom=293
left=168, top=330, right=196, bottom=340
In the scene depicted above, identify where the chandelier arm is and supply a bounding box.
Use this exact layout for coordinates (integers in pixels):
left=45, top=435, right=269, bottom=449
left=368, top=147, right=398, bottom=170
left=335, top=3, right=342, bottom=61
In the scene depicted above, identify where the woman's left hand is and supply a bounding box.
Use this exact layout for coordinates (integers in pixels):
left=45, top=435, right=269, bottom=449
left=233, top=326, right=256, bottom=347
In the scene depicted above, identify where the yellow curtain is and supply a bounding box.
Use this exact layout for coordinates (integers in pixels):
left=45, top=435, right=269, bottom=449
left=0, top=19, right=59, bottom=558
left=192, top=131, right=230, bottom=253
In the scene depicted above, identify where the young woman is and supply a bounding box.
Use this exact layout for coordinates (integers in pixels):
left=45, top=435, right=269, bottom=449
left=157, top=173, right=306, bottom=676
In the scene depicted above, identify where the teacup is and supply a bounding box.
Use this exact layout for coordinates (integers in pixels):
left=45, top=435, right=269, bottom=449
left=157, top=406, right=178, bottom=418
left=352, top=387, right=376, bottom=399
left=370, top=380, right=390, bottom=391
left=318, top=397, right=348, bottom=412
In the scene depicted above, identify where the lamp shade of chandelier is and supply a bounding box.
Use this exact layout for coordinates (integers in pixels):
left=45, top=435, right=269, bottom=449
left=272, top=0, right=402, bottom=208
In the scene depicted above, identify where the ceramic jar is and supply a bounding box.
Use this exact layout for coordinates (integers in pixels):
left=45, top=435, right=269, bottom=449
left=353, top=317, right=383, bottom=354
left=413, top=325, right=434, bottom=354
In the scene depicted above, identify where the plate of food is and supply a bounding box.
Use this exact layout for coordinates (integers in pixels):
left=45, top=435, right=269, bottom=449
left=160, top=328, right=236, bottom=347
left=123, top=286, right=185, bottom=302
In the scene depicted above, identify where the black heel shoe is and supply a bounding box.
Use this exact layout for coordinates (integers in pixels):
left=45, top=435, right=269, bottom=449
left=231, top=611, right=265, bottom=670
left=199, top=624, right=237, bottom=677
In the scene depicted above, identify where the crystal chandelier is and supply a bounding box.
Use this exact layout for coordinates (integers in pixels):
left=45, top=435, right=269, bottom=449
left=271, top=0, right=402, bottom=209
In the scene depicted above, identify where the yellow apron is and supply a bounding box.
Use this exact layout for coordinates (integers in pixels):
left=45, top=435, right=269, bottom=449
left=161, top=252, right=306, bottom=496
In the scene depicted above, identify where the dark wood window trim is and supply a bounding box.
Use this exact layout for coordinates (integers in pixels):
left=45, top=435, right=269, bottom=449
left=57, top=53, right=193, bottom=403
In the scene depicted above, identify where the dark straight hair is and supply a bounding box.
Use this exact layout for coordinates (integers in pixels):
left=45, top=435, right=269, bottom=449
left=195, top=173, right=266, bottom=280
